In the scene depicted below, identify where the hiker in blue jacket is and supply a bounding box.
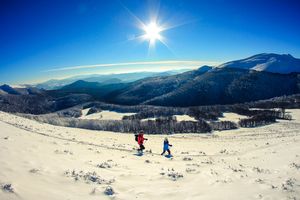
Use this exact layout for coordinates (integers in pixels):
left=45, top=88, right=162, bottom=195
left=161, top=137, right=172, bottom=156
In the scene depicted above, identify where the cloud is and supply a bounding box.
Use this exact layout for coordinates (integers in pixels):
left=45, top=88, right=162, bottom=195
left=44, top=60, right=221, bottom=72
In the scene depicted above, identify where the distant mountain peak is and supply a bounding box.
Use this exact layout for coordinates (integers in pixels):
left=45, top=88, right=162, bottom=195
left=61, top=80, right=102, bottom=90
left=0, top=84, right=43, bottom=95
left=0, top=84, right=11, bottom=88
left=197, top=65, right=213, bottom=72
left=73, top=80, right=86, bottom=84
left=0, top=84, right=20, bottom=95
left=218, top=53, right=300, bottom=74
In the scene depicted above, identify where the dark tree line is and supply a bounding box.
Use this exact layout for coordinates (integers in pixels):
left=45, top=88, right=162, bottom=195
left=246, top=94, right=300, bottom=109
left=210, top=121, right=238, bottom=130
left=232, top=107, right=282, bottom=117
left=236, top=106, right=294, bottom=128
left=20, top=114, right=212, bottom=134
left=86, top=106, right=102, bottom=115
left=239, top=113, right=277, bottom=127
left=56, top=107, right=82, bottom=118
left=187, top=107, right=223, bottom=120
left=122, top=108, right=185, bottom=120
left=6, top=93, right=300, bottom=133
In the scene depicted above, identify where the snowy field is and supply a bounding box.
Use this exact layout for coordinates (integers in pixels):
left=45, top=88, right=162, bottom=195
left=141, top=115, right=198, bottom=122
left=0, top=110, right=300, bottom=200
left=79, top=108, right=136, bottom=120
left=218, top=112, right=248, bottom=123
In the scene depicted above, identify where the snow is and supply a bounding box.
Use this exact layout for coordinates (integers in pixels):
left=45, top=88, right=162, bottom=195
left=219, top=53, right=300, bottom=74
left=0, top=109, right=300, bottom=199
left=80, top=109, right=136, bottom=120
left=141, top=115, right=197, bottom=122
left=174, top=115, right=197, bottom=122
left=219, top=112, right=248, bottom=123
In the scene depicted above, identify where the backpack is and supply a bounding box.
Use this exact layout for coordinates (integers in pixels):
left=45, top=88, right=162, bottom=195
left=134, top=134, right=139, bottom=142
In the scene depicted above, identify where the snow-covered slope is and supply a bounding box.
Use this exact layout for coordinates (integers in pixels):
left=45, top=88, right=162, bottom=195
left=219, top=53, right=300, bottom=74
left=1, top=110, right=300, bottom=199
left=0, top=89, right=8, bottom=95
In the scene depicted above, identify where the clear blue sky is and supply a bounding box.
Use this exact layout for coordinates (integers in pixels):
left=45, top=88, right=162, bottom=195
left=1, top=0, right=300, bottom=84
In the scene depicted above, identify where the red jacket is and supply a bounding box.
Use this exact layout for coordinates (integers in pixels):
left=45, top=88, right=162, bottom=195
left=138, top=134, right=145, bottom=145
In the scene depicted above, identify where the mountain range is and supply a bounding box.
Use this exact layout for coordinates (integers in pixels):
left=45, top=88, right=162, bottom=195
left=47, top=53, right=300, bottom=106
left=1, top=53, right=299, bottom=113
left=106, top=67, right=299, bottom=106
left=0, top=84, right=43, bottom=95
left=35, top=70, right=190, bottom=90
left=33, top=53, right=300, bottom=90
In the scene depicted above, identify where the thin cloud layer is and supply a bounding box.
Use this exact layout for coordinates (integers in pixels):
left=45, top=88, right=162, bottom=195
left=44, top=60, right=220, bottom=72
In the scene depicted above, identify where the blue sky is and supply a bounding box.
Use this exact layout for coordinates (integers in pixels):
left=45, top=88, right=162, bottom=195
left=1, top=0, right=300, bottom=84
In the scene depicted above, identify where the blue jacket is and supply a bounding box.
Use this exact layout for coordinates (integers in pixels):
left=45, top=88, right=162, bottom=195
left=163, top=141, right=170, bottom=150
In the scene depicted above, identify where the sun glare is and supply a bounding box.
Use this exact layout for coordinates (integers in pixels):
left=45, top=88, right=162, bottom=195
left=144, top=22, right=162, bottom=42
left=125, top=3, right=191, bottom=53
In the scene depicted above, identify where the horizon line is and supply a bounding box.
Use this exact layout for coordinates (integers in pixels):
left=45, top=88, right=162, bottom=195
left=43, top=60, right=221, bottom=72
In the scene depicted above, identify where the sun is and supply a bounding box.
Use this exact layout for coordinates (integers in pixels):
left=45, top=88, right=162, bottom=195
left=125, top=4, right=189, bottom=53
left=143, top=22, right=162, bottom=42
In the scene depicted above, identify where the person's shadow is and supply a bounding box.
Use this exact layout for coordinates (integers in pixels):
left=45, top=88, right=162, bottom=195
left=134, top=152, right=144, bottom=156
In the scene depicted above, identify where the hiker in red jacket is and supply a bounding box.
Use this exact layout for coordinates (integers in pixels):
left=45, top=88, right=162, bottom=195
left=137, top=130, right=148, bottom=152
